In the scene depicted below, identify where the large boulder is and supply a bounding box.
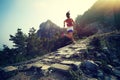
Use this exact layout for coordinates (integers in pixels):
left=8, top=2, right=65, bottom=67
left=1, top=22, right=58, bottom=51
left=0, top=66, right=18, bottom=80
left=80, top=60, right=99, bottom=77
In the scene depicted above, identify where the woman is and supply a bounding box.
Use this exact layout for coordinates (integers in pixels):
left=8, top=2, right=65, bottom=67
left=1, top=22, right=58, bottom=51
left=64, top=11, right=76, bottom=43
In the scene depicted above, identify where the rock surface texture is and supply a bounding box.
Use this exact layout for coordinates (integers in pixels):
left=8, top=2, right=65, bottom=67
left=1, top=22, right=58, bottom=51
left=1, top=32, right=120, bottom=80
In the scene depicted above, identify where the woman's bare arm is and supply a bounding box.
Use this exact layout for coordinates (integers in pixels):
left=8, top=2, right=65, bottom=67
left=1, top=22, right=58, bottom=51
left=64, top=20, right=66, bottom=27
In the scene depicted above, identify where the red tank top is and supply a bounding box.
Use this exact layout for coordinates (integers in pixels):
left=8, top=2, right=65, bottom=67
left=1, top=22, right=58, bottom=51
left=65, top=18, right=74, bottom=27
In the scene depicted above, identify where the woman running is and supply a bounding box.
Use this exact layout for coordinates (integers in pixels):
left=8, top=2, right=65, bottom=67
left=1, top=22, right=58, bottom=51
left=64, top=11, right=76, bottom=43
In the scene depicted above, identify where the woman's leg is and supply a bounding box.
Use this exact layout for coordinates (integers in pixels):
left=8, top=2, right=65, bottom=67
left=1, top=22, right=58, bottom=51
left=70, top=32, right=75, bottom=42
left=68, top=32, right=75, bottom=42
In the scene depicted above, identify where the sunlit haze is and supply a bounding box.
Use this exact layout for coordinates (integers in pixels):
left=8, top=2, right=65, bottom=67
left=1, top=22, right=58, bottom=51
left=0, top=0, right=97, bottom=49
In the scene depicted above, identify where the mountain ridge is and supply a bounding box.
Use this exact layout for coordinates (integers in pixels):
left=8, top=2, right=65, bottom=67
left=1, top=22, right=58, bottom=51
left=0, top=0, right=120, bottom=80
left=37, top=20, right=62, bottom=39
left=75, top=0, right=120, bottom=37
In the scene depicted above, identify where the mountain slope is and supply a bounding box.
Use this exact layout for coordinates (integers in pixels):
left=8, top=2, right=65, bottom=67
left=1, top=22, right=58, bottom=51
left=1, top=0, right=120, bottom=80
left=1, top=31, right=120, bottom=80
left=76, top=0, right=120, bottom=37
left=37, top=20, right=61, bottom=38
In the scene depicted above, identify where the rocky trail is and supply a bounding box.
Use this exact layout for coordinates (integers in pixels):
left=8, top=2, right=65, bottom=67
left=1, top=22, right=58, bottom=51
left=1, top=32, right=120, bottom=80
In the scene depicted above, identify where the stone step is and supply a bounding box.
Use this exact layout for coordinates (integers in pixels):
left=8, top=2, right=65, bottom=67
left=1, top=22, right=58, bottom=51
left=51, top=63, right=71, bottom=71
left=3, top=66, right=18, bottom=72
left=61, top=60, right=81, bottom=67
left=47, top=56, right=55, bottom=59
left=41, top=65, right=51, bottom=71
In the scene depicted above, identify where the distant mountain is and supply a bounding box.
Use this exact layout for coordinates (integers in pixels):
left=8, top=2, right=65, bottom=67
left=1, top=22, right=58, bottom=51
left=37, top=20, right=62, bottom=38
left=76, top=0, right=120, bottom=37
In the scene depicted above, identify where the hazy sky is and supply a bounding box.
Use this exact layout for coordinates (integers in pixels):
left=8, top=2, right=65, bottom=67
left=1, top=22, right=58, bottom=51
left=0, top=0, right=97, bottom=49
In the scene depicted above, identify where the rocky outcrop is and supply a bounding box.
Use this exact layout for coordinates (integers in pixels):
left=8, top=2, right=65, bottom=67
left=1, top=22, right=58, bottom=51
left=76, top=0, right=120, bottom=37
left=37, top=20, right=62, bottom=38
left=1, top=31, right=120, bottom=80
left=0, top=35, right=89, bottom=80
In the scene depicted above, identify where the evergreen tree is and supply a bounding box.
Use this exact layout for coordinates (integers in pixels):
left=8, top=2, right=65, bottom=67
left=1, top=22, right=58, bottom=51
left=9, top=28, right=27, bottom=54
left=26, top=27, right=45, bottom=57
left=0, top=45, right=17, bottom=66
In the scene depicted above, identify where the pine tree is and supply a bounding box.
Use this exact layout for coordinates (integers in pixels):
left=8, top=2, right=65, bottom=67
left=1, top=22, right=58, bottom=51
left=26, top=27, right=44, bottom=57
left=9, top=28, right=27, bottom=54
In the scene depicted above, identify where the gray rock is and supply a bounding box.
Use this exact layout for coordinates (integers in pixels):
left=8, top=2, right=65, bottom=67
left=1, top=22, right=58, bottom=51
left=0, top=66, right=18, bottom=79
left=101, top=65, right=113, bottom=74
left=3, top=66, right=18, bottom=72
left=80, top=60, right=99, bottom=77
left=61, top=60, right=82, bottom=71
left=50, top=63, right=72, bottom=77
left=24, top=66, right=44, bottom=76
left=97, top=70, right=104, bottom=80
left=112, top=69, right=120, bottom=77
left=51, top=63, right=71, bottom=71
left=87, top=78, right=98, bottom=80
